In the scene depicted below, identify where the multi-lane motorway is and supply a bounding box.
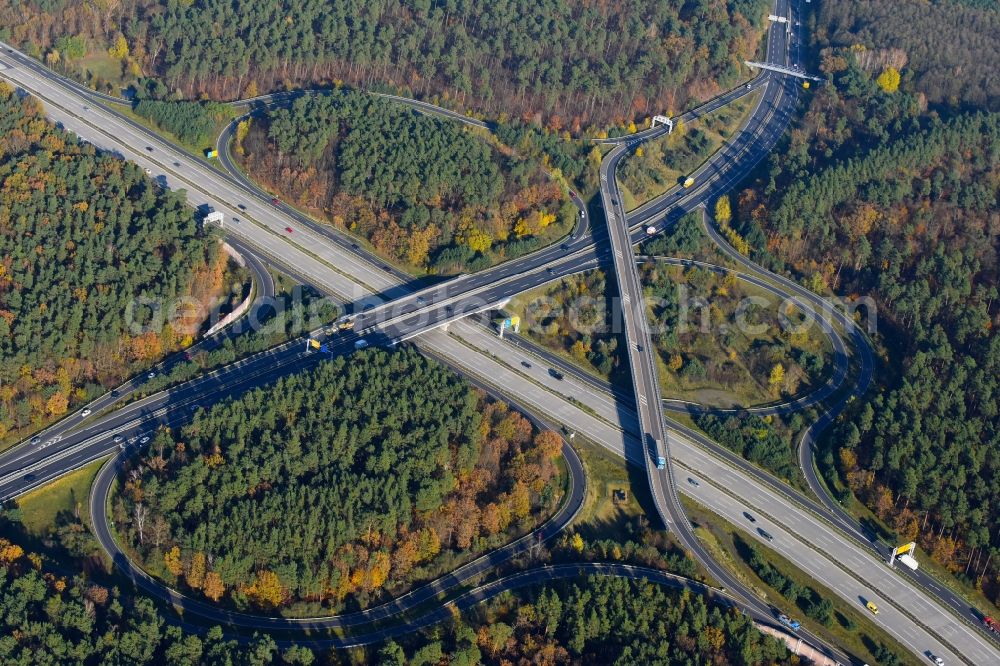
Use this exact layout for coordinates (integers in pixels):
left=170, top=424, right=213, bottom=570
left=2, top=0, right=998, bottom=661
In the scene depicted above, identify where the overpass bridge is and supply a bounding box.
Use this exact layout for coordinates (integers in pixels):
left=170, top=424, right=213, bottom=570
left=745, top=61, right=822, bottom=81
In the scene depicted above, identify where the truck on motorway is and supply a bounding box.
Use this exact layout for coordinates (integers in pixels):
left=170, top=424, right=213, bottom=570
left=984, top=616, right=1000, bottom=635
left=778, top=614, right=800, bottom=631
left=683, top=176, right=695, bottom=188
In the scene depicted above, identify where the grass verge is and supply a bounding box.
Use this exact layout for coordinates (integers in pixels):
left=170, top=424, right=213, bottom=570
left=683, top=496, right=921, bottom=666
left=17, top=457, right=110, bottom=537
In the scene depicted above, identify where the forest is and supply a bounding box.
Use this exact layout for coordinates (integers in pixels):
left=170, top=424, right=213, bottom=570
left=0, top=543, right=302, bottom=665
left=238, top=89, right=574, bottom=272
left=0, top=82, right=222, bottom=444
left=381, top=576, right=793, bottom=665
left=729, top=30, right=1000, bottom=594
left=817, top=0, right=1000, bottom=110
left=114, top=348, right=565, bottom=613
left=3, top=0, right=770, bottom=131
left=0, top=533, right=792, bottom=665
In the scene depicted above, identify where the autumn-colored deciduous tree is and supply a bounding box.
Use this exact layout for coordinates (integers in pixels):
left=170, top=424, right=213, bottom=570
left=108, top=34, right=129, bottom=60
left=163, top=546, right=183, bottom=577
left=714, top=195, right=731, bottom=225
left=203, top=572, right=225, bottom=602
left=768, top=364, right=785, bottom=393
left=186, top=552, right=206, bottom=590
left=0, top=540, right=24, bottom=564
left=876, top=66, right=901, bottom=93
left=245, top=570, right=286, bottom=607
left=45, top=392, right=68, bottom=416
left=534, top=431, right=563, bottom=461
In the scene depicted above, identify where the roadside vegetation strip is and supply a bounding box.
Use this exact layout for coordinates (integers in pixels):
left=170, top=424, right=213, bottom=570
left=672, top=455, right=974, bottom=666
left=684, top=497, right=921, bottom=666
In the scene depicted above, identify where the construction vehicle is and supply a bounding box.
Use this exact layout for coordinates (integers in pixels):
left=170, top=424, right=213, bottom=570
left=778, top=614, right=801, bottom=631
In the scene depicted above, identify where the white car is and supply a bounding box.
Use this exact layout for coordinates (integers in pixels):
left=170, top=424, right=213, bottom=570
left=139, top=436, right=150, bottom=444
left=81, top=408, right=91, bottom=417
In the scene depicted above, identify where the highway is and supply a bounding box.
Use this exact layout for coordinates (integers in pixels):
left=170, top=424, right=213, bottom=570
left=1, top=0, right=997, bottom=660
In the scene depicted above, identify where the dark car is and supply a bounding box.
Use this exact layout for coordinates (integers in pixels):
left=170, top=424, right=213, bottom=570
left=272, top=197, right=280, bottom=205
left=521, top=360, right=532, bottom=369
left=237, top=203, right=247, bottom=210
left=145, top=146, right=154, bottom=152
left=548, top=368, right=564, bottom=381
left=285, top=226, right=294, bottom=233
left=758, top=528, right=774, bottom=542
left=743, top=511, right=757, bottom=523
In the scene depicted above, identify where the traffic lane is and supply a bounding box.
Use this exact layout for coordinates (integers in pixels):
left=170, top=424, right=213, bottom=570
left=0, top=63, right=399, bottom=308
left=625, top=79, right=789, bottom=226
left=3, top=347, right=327, bottom=501
left=674, top=439, right=998, bottom=665
left=372, top=250, right=602, bottom=341
left=0, top=338, right=318, bottom=481
left=678, top=466, right=963, bottom=666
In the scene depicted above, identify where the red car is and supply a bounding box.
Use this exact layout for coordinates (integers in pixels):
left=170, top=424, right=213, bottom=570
left=285, top=226, right=294, bottom=233
left=271, top=197, right=280, bottom=205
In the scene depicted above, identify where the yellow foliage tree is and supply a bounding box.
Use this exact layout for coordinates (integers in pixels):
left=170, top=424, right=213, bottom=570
left=570, top=533, right=584, bottom=553
left=768, top=364, right=785, bottom=393
left=244, top=80, right=259, bottom=99
left=668, top=354, right=683, bottom=371
left=0, top=539, right=24, bottom=564
left=722, top=226, right=750, bottom=255
left=46, top=391, right=69, bottom=416
left=234, top=119, right=251, bottom=155
left=186, top=552, right=206, bottom=590
left=465, top=228, right=493, bottom=254
left=627, top=121, right=638, bottom=134
left=635, top=146, right=644, bottom=158
left=108, top=35, right=129, bottom=60
left=163, top=546, right=183, bottom=577
left=714, top=195, right=732, bottom=225
left=246, top=570, right=286, bottom=607
left=366, top=551, right=391, bottom=590
left=876, top=67, right=901, bottom=93
left=510, top=481, right=531, bottom=520
left=406, top=224, right=438, bottom=266
left=203, top=571, right=225, bottom=601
